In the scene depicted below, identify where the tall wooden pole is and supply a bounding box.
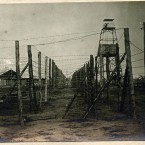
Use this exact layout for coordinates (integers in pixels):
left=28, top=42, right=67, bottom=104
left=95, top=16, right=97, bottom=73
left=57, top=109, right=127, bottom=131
left=28, top=45, right=37, bottom=111
left=15, top=41, right=24, bottom=126
left=79, top=68, right=82, bottom=93
left=82, top=52, right=126, bottom=119
left=120, top=67, right=128, bottom=112
left=89, top=55, right=95, bottom=116
left=57, top=68, right=61, bottom=88
left=115, top=43, right=122, bottom=111
left=60, top=70, right=62, bottom=88
left=55, top=65, right=58, bottom=88
left=52, top=60, right=55, bottom=88
left=84, top=64, right=87, bottom=99
left=38, top=52, right=42, bottom=109
left=86, top=62, right=89, bottom=102
left=143, top=22, right=145, bottom=105
left=100, top=51, right=103, bottom=90
left=49, top=58, right=51, bottom=88
left=143, top=22, right=145, bottom=74
left=99, top=44, right=104, bottom=99
left=124, top=28, right=136, bottom=119
left=106, top=55, right=110, bottom=103
left=45, top=56, right=48, bottom=102
left=83, top=65, right=86, bottom=97
left=95, top=56, right=98, bottom=98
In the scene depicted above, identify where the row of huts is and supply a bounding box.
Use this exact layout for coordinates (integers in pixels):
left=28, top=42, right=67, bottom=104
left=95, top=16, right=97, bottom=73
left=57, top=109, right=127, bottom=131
left=0, top=69, right=66, bottom=88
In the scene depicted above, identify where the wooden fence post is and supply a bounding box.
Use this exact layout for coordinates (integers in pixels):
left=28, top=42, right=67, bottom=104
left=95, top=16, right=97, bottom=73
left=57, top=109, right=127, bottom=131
left=89, top=55, right=95, bottom=116
left=59, top=69, right=61, bottom=87
left=106, top=55, right=110, bottom=103
left=59, top=69, right=62, bottom=88
left=86, top=62, right=89, bottom=102
left=124, top=28, right=136, bottom=119
left=49, top=58, right=51, bottom=88
left=95, top=56, right=98, bottom=97
left=38, top=52, right=42, bottom=109
left=115, top=43, right=122, bottom=111
left=100, top=53, right=103, bottom=89
left=84, top=64, right=87, bottom=99
left=28, top=45, right=37, bottom=111
left=15, top=40, right=24, bottom=126
left=99, top=54, right=104, bottom=98
left=76, top=71, right=79, bottom=88
left=120, top=67, right=128, bottom=112
left=82, top=65, right=86, bottom=97
left=143, top=22, right=145, bottom=73
left=79, top=69, right=82, bottom=90
left=45, top=56, right=48, bottom=102
left=55, top=65, right=58, bottom=88
left=82, top=52, right=126, bottom=119
left=52, top=60, right=55, bottom=88
left=80, top=67, right=83, bottom=95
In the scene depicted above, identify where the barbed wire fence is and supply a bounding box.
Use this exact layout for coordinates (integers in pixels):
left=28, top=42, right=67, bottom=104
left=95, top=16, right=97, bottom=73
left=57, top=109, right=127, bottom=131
left=66, top=28, right=145, bottom=120
left=0, top=28, right=145, bottom=125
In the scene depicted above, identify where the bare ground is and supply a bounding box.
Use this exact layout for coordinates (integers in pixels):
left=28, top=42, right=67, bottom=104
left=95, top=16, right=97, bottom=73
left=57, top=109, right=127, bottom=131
left=0, top=88, right=145, bottom=142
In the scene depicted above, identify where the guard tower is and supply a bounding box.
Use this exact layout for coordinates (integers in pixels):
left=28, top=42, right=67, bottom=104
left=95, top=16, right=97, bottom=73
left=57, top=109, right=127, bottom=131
left=97, top=19, right=120, bottom=99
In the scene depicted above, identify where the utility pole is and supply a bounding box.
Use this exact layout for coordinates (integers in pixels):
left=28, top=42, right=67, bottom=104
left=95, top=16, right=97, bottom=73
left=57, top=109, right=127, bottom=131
left=15, top=40, right=24, bottom=126
left=124, top=28, right=136, bottom=119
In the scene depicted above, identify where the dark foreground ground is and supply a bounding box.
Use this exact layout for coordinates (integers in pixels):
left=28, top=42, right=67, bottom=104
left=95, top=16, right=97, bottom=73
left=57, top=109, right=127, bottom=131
left=0, top=88, right=145, bottom=142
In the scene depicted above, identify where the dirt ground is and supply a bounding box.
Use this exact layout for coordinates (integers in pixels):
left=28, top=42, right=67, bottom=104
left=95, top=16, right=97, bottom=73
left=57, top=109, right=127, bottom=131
left=0, top=88, right=145, bottom=142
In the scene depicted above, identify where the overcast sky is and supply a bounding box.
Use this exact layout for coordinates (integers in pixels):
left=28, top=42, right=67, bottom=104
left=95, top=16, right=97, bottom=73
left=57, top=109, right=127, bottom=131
left=0, top=2, right=145, bottom=77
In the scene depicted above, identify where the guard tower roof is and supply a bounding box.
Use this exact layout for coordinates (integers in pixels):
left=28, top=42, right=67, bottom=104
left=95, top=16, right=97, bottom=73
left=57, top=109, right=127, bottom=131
left=102, top=19, right=115, bottom=30
left=103, top=19, right=114, bottom=22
